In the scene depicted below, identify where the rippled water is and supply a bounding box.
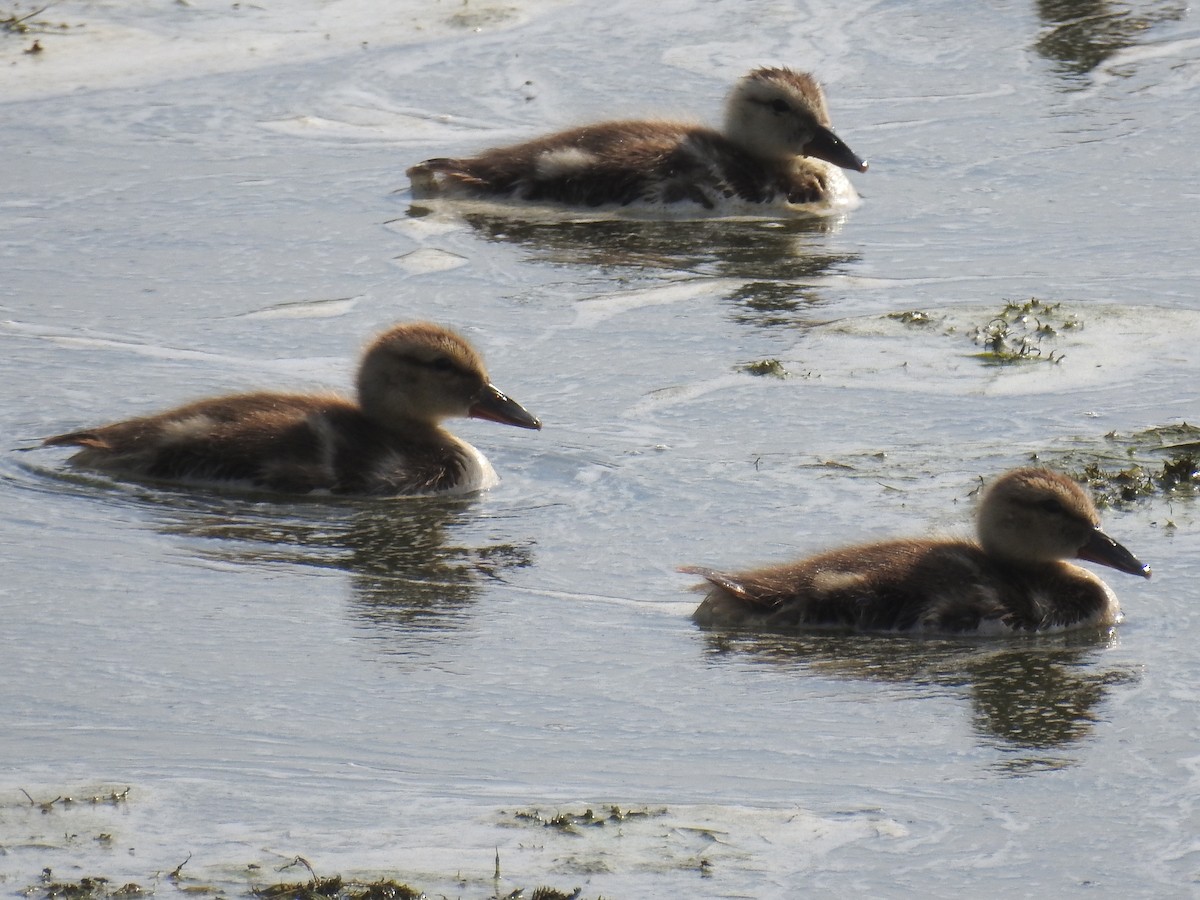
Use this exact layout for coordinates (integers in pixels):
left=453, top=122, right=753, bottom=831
left=3, top=1, right=1199, bottom=897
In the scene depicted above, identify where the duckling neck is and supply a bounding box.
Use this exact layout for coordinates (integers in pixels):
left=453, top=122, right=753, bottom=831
left=358, top=412, right=498, bottom=494
left=1001, top=560, right=1121, bottom=630
left=397, top=424, right=498, bottom=494
left=448, top=435, right=499, bottom=494
left=978, top=525, right=1055, bottom=567
left=719, top=123, right=786, bottom=161
left=367, top=411, right=446, bottom=441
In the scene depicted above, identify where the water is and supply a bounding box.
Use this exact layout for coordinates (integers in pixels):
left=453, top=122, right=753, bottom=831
left=2, top=0, right=1199, bottom=896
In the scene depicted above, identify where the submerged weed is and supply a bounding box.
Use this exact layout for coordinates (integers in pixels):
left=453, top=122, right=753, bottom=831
left=886, top=310, right=934, bottom=326
left=970, top=297, right=1074, bottom=365
left=254, top=876, right=420, bottom=900
left=19, top=787, right=131, bottom=813
left=27, top=873, right=146, bottom=900
left=1119, top=422, right=1200, bottom=454
left=529, top=888, right=583, bottom=900
left=741, top=359, right=788, bottom=378
left=510, top=805, right=667, bottom=834
left=1075, top=455, right=1200, bottom=505
left=2, top=6, right=71, bottom=35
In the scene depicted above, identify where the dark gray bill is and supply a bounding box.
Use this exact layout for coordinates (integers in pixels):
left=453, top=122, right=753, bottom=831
left=469, top=384, right=541, bottom=430
left=804, top=124, right=869, bottom=173
left=1078, top=528, right=1151, bottom=579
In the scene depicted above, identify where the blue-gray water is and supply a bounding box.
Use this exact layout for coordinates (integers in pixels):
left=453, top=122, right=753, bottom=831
left=2, top=1, right=1198, bottom=896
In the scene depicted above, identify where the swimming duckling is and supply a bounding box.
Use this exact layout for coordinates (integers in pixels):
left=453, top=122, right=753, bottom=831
left=683, top=468, right=1151, bottom=634
left=408, top=66, right=867, bottom=212
left=41, top=322, right=541, bottom=496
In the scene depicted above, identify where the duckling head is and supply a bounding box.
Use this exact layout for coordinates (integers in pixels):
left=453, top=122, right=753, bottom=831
left=356, top=322, right=541, bottom=432
left=976, top=467, right=1150, bottom=578
left=723, top=67, right=868, bottom=172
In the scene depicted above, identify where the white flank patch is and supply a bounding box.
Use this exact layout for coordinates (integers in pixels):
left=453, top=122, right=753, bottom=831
left=811, top=569, right=868, bottom=594
left=161, top=414, right=217, bottom=442
left=535, top=147, right=598, bottom=178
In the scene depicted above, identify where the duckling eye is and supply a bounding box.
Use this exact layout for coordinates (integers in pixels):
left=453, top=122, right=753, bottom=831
left=1039, top=498, right=1065, bottom=515
left=770, top=99, right=790, bottom=114
left=427, top=356, right=457, bottom=373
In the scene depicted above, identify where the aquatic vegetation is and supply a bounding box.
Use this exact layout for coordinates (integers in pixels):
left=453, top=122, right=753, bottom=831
left=510, top=804, right=666, bottom=834
left=10, top=789, right=617, bottom=900
left=885, top=309, right=934, bottom=326
left=19, top=787, right=130, bottom=812
left=29, top=875, right=145, bottom=900
left=25, top=860, right=589, bottom=900
left=970, top=297, right=1075, bottom=365
left=885, top=298, right=1079, bottom=365
left=1113, top=422, right=1200, bottom=455
left=254, top=853, right=598, bottom=900
left=740, top=358, right=788, bottom=378
left=1075, top=454, right=1200, bottom=505
left=1047, top=425, right=1200, bottom=505
left=1, top=6, right=71, bottom=35
left=250, top=859, right=420, bottom=900
left=255, top=875, right=421, bottom=900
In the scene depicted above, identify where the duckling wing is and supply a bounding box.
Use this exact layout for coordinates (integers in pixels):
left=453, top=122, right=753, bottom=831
left=679, top=565, right=790, bottom=610
left=407, top=158, right=499, bottom=198
left=42, top=429, right=117, bottom=452
left=411, top=123, right=723, bottom=208
left=44, top=393, right=354, bottom=492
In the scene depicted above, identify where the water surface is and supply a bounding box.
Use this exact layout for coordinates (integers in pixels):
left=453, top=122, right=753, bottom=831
left=2, top=0, right=1199, bottom=896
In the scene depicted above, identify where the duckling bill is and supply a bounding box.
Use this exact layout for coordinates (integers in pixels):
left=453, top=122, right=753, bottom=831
left=683, top=468, right=1150, bottom=635
left=41, top=322, right=541, bottom=496
left=408, top=66, right=867, bottom=212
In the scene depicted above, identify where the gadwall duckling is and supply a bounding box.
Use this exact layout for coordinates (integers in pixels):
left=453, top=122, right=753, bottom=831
left=408, top=66, right=867, bottom=212
left=41, top=322, right=541, bottom=496
left=683, top=468, right=1151, bottom=634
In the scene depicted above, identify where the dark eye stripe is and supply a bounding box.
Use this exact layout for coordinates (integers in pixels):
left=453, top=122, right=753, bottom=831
left=1019, top=495, right=1093, bottom=527
left=389, top=351, right=463, bottom=375
left=421, top=355, right=479, bottom=380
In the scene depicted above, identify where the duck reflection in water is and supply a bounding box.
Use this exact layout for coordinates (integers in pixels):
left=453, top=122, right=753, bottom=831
left=685, top=468, right=1151, bottom=634
left=1034, top=0, right=1189, bottom=82
left=155, top=493, right=534, bottom=636
left=399, top=211, right=860, bottom=328
left=700, top=629, right=1139, bottom=761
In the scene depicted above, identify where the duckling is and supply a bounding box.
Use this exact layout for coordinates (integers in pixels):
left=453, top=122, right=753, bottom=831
left=407, top=66, right=867, bottom=212
left=41, top=322, right=541, bottom=496
left=683, top=468, right=1151, bottom=634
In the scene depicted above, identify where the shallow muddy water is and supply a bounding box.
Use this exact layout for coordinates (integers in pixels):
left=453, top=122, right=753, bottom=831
left=2, top=0, right=1199, bottom=897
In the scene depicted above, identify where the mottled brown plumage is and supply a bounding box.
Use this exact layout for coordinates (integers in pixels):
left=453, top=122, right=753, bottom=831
left=408, top=67, right=867, bottom=211
left=42, top=322, right=541, bottom=496
left=684, top=468, right=1151, bottom=634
